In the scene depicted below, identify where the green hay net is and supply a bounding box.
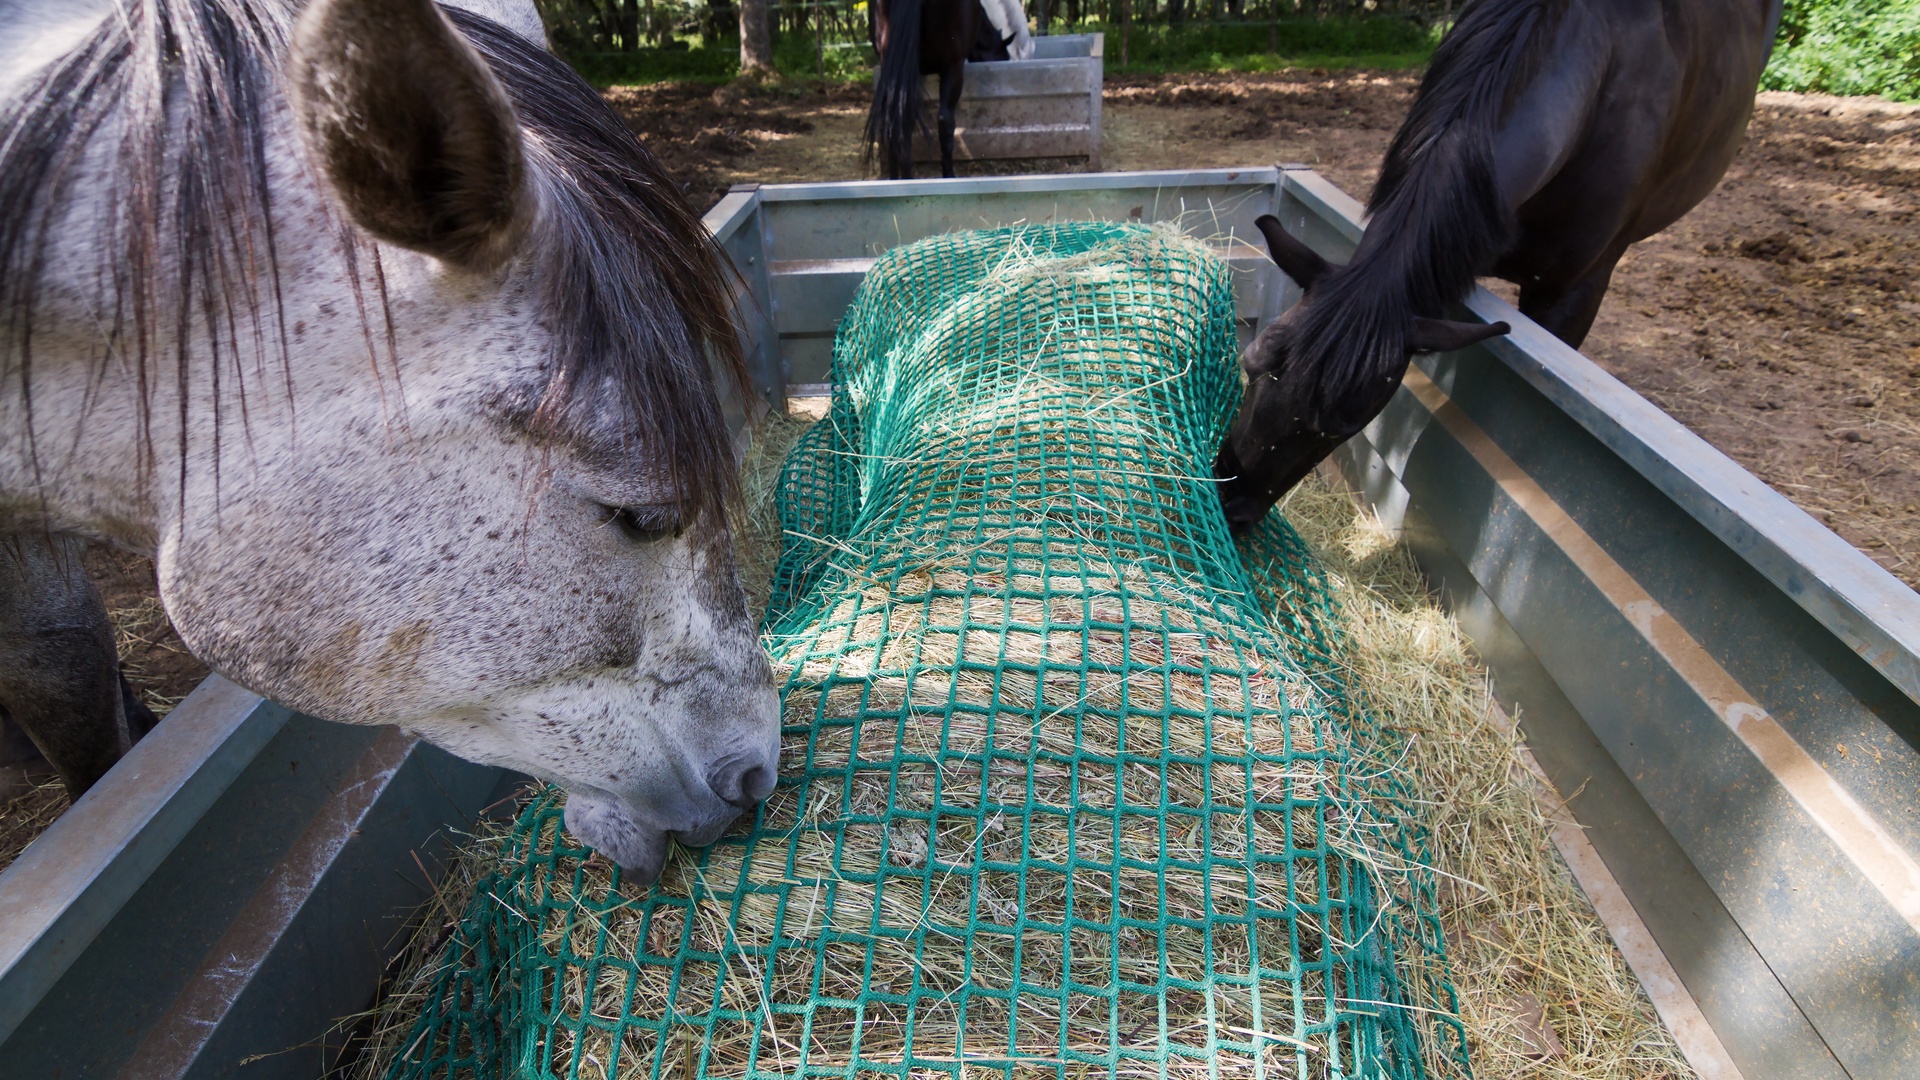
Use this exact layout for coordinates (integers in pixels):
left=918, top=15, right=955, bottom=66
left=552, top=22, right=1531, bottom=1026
left=383, top=223, right=1465, bottom=1080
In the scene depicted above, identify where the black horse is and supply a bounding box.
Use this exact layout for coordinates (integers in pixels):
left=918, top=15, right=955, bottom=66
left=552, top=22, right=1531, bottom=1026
left=866, top=0, right=1025, bottom=179
left=1215, top=0, right=1786, bottom=528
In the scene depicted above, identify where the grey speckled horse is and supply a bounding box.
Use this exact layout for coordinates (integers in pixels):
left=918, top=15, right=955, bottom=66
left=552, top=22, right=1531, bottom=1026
left=1215, top=0, right=1786, bottom=527
left=0, top=0, right=778, bottom=882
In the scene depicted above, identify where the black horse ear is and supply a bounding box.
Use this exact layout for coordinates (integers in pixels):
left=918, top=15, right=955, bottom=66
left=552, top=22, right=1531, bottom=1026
left=1407, top=318, right=1510, bottom=354
left=1254, top=215, right=1334, bottom=290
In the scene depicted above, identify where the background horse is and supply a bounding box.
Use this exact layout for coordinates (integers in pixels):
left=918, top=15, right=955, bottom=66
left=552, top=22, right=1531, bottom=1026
left=866, top=0, right=1031, bottom=179
left=977, top=0, right=1035, bottom=62
left=0, top=0, right=779, bottom=883
left=1215, top=0, right=1786, bottom=528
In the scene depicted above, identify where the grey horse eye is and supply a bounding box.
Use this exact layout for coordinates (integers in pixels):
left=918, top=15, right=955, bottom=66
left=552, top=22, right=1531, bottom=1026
left=602, top=504, right=681, bottom=544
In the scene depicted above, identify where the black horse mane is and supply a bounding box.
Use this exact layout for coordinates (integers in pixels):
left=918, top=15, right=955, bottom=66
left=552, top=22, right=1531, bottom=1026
left=1277, top=0, right=1567, bottom=423
left=0, top=0, right=742, bottom=516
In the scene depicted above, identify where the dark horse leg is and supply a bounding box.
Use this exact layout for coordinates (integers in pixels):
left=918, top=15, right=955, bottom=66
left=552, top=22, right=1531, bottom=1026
left=936, top=63, right=965, bottom=178
left=1516, top=254, right=1622, bottom=349
left=0, top=534, right=151, bottom=799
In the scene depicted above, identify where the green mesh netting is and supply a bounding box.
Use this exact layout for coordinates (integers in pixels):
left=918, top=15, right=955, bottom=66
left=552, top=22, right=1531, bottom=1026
left=382, top=223, right=1465, bottom=1080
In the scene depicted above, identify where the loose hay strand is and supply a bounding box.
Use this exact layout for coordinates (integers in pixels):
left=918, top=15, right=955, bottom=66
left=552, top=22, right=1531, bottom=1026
left=1276, top=471, right=1696, bottom=1080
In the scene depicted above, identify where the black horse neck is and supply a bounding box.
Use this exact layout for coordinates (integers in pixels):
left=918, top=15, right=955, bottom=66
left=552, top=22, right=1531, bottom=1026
left=1354, top=0, right=1571, bottom=323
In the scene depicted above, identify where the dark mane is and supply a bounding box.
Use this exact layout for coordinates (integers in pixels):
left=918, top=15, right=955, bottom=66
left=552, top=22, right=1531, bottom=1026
left=0, top=0, right=743, bottom=517
left=449, top=9, right=744, bottom=515
left=1277, top=0, right=1566, bottom=421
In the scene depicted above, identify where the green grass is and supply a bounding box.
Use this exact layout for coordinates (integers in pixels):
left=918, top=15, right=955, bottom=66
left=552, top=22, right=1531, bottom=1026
left=1090, top=17, right=1439, bottom=74
left=564, top=4, right=1920, bottom=104
left=565, top=42, right=740, bottom=86
left=564, top=34, right=877, bottom=87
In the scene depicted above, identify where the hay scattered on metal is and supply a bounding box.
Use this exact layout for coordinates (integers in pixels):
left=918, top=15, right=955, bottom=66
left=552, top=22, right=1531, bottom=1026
left=737, top=409, right=819, bottom=624
left=1276, top=472, right=1696, bottom=1079
left=109, top=594, right=195, bottom=717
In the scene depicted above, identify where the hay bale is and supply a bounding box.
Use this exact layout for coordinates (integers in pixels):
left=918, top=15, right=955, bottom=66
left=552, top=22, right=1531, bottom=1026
left=352, top=459, right=1698, bottom=1080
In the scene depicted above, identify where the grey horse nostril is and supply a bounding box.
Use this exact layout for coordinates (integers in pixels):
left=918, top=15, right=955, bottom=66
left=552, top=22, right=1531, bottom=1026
left=711, top=759, right=776, bottom=808
left=738, top=763, right=776, bottom=804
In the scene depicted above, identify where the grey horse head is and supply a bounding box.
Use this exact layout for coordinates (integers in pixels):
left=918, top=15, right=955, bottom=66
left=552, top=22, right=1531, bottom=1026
left=0, top=0, right=778, bottom=882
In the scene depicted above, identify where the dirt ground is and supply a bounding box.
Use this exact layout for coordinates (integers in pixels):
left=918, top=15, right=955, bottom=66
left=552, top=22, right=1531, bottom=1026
left=611, top=71, right=1920, bottom=587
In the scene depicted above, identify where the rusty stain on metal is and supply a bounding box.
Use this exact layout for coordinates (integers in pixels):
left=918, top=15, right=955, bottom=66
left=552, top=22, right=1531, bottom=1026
left=1403, top=364, right=1920, bottom=937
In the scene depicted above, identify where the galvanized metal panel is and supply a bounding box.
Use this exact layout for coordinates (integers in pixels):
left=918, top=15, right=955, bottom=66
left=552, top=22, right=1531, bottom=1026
left=0, top=677, right=289, bottom=1047
left=158, top=738, right=501, bottom=1079
left=769, top=258, right=870, bottom=337
left=1418, top=349, right=1920, bottom=862
left=0, top=712, right=381, bottom=1074
left=0, top=716, right=504, bottom=1077
left=705, top=185, right=780, bottom=420
left=1334, top=440, right=1852, bottom=1080
left=768, top=248, right=1278, bottom=341
left=783, top=335, right=837, bottom=389
left=755, top=170, right=1282, bottom=262
left=912, top=34, right=1102, bottom=166
left=1463, top=275, right=1920, bottom=712
left=951, top=59, right=1094, bottom=98
left=1029, top=33, right=1102, bottom=61
left=1392, top=350, right=1920, bottom=1075
left=1348, top=364, right=1908, bottom=1075
left=751, top=171, right=1288, bottom=395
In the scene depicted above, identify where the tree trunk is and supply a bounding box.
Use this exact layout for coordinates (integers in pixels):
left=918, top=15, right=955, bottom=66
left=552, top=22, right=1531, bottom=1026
left=707, top=0, right=736, bottom=45
left=619, top=0, right=640, bottom=51
left=739, top=0, right=775, bottom=73
left=1168, top=0, right=1184, bottom=28
left=813, top=0, right=825, bottom=75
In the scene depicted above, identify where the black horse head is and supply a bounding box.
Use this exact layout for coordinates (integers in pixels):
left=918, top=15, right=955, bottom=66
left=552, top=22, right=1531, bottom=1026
left=1214, top=216, right=1508, bottom=530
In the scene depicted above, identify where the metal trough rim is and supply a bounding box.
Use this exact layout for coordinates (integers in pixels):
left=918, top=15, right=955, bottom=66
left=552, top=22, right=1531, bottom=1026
left=3, top=167, right=1912, bottom=1077
left=0, top=678, right=287, bottom=1047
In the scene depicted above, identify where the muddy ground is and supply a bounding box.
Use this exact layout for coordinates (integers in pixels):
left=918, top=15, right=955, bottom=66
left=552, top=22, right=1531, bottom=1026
left=612, top=71, right=1920, bottom=586
left=11, top=68, right=1914, bottom=867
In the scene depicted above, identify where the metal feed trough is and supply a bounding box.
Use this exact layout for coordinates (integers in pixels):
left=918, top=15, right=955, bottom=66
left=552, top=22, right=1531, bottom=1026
left=913, top=33, right=1103, bottom=169
left=2, top=168, right=1916, bottom=1079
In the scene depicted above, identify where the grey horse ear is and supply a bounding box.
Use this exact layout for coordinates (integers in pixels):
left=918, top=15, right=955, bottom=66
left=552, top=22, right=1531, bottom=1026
left=1407, top=318, right=1510, bottom=354
left=1254, top=215, right=1334, bottom=290
left=289, top=0, right=530, bottom=271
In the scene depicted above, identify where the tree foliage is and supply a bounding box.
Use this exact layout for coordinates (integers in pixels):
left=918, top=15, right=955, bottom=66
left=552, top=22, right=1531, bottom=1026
left=1764, top=0, right=1920, bottom=102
